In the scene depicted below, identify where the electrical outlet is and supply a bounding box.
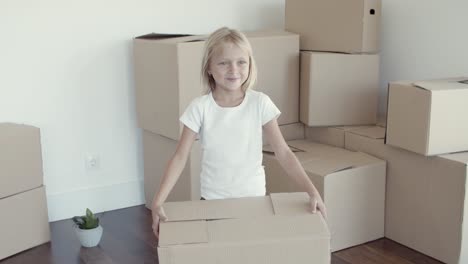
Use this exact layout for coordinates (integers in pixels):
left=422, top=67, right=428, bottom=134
left=86, top=155, right=100, bottom=170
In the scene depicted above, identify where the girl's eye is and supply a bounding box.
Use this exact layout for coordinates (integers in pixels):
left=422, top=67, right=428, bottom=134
left=239, top=61, right=247, bottom=65
left=219, top=62, right=226, bottom=65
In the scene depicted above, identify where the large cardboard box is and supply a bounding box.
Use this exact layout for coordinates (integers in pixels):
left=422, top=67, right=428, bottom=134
left=0, top=186, right=50, bottom=260
left=134, top=31, right=299, bottom=140
left=386, top=78, right=468, bottom=156
left=0, top=123, right=43, bottom=199
left=285, top=0, right=381, bottom=53
left=346, top=126, right=468, bottom=264
left=158, top=193, right=330, bottom=264
left=300, top=51, right=379, bottom=126
left=263, top=140, right=385, bottom=251
left=143, top=130, right=201, bottom=208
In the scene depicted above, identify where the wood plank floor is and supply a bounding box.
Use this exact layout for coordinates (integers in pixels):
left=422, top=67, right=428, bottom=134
left=1, top=205, right=443, bottom=264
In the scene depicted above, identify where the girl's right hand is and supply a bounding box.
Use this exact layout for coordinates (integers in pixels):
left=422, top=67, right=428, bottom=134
left=152, top=206, right=168, bottom=239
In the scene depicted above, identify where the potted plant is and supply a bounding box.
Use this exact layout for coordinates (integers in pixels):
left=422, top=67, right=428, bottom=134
left=72, top=208, right=103, bottom=247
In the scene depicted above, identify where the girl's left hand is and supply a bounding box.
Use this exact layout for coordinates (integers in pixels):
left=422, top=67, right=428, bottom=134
left=309, top=194, right=328, bottom=221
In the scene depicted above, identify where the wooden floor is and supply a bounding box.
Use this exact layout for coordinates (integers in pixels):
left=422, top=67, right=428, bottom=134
left=1, top=205, right=443, bottom=264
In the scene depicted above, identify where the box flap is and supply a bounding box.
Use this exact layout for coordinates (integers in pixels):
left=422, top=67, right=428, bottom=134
left=135, top=33, right=192, bottom=39
left=301, top=158, right=354, bottom=176
left=287, top=140, right=349, bottom=157
left=270, top=192, right=310, bottom=215
left=348, top=126, right=385, bottom=139
left=134, top=33, right=206, bottom=43
left=262, top=144, right=303, bottom=154
left=159, top=220, right=208, bottom=246
left=413, top=78, right=468, bottom=91
left=162, top=196, right=274, bottom=222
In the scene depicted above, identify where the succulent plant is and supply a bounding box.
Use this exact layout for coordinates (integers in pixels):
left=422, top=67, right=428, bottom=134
left=72, top=208, right=100, bottom=230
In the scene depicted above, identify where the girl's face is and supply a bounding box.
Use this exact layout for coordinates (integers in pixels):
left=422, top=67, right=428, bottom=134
left=208, top=42, right=249, bottom=93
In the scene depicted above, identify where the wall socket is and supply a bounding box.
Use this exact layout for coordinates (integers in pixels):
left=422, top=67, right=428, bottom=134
left=85, top=154, right=100, bottom=170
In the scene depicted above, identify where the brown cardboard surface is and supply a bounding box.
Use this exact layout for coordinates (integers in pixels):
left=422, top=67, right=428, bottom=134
left=0, top=186, right=50, bottom=260
left=263, top=122, right=305, bottom=146
left=346, top=126, right=468, bottom=264
left=300, top=52, right=379, bottom=126
left=134, top=31, right=300, bottom=140
left=134, top=35, right=205, bottom=141
left=305, top=125, right=374, bottom=148
left=285, top=0, right=381, bottom=53
left=158, top=193, right=330, bottom=264
left=287, top=139, right=352, bottom=159
left=0, top=123, right=43, bottom=199
left=246, top=31, right=300, bottom=126
left=376, top=114, right=387, bottom=127
left=143, top=130, right=201, bottom=208
left=263, top=140, right=385, bottom=251
left=162, top=196, right=274, bottom=222
left=386, top=77, right=468, bottom=155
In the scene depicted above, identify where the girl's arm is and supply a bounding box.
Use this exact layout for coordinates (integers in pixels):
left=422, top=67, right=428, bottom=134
left=263, top=118, right=328, bottom=219
left=151, top=125, right=198, bottom=238
left=151, top=125, right=198, bottom=209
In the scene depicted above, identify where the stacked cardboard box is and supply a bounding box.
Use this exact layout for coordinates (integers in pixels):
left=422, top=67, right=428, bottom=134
left=258, top=0, right=386, bottom=253
left=133, top=31, right=304, bottom=206
left=286, top=0, right=381, bottom=126
left=0, top=123, right=50, bottom=260
left=305, top=77, right=468, bottom=263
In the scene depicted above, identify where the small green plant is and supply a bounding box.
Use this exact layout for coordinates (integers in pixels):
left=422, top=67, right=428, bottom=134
left=72, top=208, right=100, bottom=230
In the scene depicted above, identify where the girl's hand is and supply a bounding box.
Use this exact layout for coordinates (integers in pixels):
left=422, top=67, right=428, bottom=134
left=309, top=193, right=328, bottom=221
left=152, top=206, right=168, bottom=239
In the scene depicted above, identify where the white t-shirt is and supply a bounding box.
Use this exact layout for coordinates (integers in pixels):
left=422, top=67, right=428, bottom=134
left=179, top=89, right=281, bottom=200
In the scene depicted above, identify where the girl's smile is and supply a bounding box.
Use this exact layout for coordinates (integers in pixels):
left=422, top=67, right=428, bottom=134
left=209, top=42, right=249, bottom=93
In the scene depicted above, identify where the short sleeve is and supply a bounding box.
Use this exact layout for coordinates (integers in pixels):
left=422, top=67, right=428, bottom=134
left=261, top=93, right=281, bottom=125
left=179, top=98, right=202, bottom=133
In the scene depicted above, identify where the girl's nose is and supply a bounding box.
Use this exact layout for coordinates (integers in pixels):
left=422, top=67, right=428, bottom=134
left=228, top=62, right=237, bottom=72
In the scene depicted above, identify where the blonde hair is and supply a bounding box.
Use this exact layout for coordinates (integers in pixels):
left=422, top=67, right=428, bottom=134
left=201, top=27, right=257, bottom=93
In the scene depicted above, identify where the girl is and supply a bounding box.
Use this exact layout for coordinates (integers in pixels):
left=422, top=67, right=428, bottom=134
left=152, top=27, right=327, bottom=238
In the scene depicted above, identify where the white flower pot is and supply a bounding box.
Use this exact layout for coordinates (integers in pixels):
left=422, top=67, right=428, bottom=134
left=74, top=225, right=103, bottom=247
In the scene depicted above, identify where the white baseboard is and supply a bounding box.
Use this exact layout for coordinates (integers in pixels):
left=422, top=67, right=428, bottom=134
left=46, top=178, right=145, bottom=222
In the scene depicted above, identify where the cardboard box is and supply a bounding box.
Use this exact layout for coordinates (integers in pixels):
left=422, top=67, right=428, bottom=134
left=300, top=51, right=379, bottom=126
left=263, top=140, right=386, bottom=251
left=0, top=123, right=43, bottom=199
left=143, top=130, right=201, bottom=208
left=158, top=193, right=330, bottom=264
left=262, top=122, right=305, bottom=146
left=346, top=126, right=468, bottom=264
left=247, top=31, right=300, bottom=127
left=285, top=0, right=381, bottom=53
left=0, top=186, right=50, bottom=260
left=134, top=31, right=299, bottom=140
left=386, top=77, right=468, bottom=155
left=305, top=125, right=373, bottom=148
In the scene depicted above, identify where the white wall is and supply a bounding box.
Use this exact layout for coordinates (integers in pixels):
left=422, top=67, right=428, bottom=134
left=379, top=0, right=468, bottom=114
left=0, top=0, right=285, bottom=221
left=1, top=0, right=467, bottom=221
